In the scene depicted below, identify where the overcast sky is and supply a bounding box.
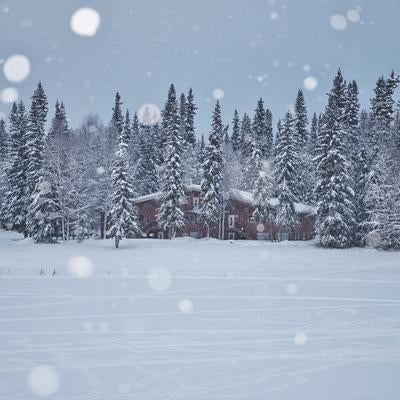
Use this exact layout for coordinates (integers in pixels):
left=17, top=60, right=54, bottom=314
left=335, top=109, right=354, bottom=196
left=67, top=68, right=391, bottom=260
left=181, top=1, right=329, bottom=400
left=1, top=0, right=399, bottom=136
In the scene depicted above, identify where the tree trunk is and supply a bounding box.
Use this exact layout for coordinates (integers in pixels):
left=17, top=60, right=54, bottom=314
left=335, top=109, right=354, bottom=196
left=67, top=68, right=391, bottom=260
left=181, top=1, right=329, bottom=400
left=115, top=236, right=120, bottom=248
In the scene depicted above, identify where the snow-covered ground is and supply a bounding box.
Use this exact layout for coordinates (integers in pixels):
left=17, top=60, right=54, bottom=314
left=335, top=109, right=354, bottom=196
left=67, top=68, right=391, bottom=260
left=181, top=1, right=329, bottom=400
left=1, top=230, right=400, bottom=399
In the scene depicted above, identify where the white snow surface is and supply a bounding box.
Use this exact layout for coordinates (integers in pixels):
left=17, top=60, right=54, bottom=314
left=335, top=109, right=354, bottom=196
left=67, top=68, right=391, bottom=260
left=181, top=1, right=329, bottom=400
left=0, top=230, right=400, bottom=399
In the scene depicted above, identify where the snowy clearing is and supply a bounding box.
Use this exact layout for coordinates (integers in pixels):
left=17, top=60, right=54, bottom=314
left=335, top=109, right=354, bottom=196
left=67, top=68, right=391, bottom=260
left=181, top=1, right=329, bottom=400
left=1, top=230, right=400, bottom=399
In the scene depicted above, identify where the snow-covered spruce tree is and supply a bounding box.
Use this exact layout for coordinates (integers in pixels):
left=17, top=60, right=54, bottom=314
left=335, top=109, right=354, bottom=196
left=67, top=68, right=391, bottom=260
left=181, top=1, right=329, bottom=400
left=353, top=148, right=370, bottom=246
left=48, top=100, right=69, bottom=142
left=273, top=111, right=299, bottom=235
left=111, top=92, right=124, bottom=137
left=274, top=118, right=282, bottom=157
left=294, top=90, right=308, bottom=148
left=129, top=112, right=140, bottom=163
left=222, top=129, right=242, bottom=191
left=0, top=118, right=8, bottom=159
left=179, top=93, right=187, bottom=142
left=26, top=174, right=59, bottom=243
left=185, top=88, right=197, bottom=147
left=134, top=117, right=159, bottom=195
left=293, top=89, right=313, bottom=203
left=121, top=109, right=131, bottom=146
left=241, top=140, right=263, bottom=192
left=201, top=101, right=224, bottom=238
left=309, top=112, right=318, bottom=156
left=2, top=102, right=28, bottom=232
left=107, top=130, right=141, bottom=248
left=240, top=113, right=253, bottom=168
left=0, top=118, right=8, bottom=218
left=265, top=108, right=273, bottom=159
left=160, top=84, right=177, bottom=161
left=181, top=89, right=199, bottom=184
left=157, top=84, right=185, bottom=238
left=253, top=163, right=274, bottom=223
left=315, top=70, right=356, bottom=248
left=231, top=109, right=241, bottom=153
left=25, top=82, right=48, bottom=198
left=252, top=98, right=266, bottom=157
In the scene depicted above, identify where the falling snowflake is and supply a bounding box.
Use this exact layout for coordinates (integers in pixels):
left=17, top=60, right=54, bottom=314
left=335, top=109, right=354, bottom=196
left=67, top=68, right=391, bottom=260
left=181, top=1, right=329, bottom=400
left=3, top=54, right=30, bottom=83
left=346, top=9, right=361, bottom=23
left=178, top=299, right=193, bottom=313
left=67, top=255, right=94, bottom=279
left=28, top=365, right=60, bottom=397
left=70, top=7, right=101, bottom=37
left=147, top=267, right=172, bottom=291
left=330, top=14, right=347, bottom=31
left=294, top=331, right=307, bottom=346
left=0, top=87, right=18, bottom=103
left=212, top=88, right=224, bottom=100
left=303, top=76, right=318, bottom=91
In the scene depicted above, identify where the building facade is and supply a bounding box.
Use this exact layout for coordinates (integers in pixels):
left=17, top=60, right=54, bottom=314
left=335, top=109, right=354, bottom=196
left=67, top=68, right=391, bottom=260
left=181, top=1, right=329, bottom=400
left=134, top=185, right=316, bottom=240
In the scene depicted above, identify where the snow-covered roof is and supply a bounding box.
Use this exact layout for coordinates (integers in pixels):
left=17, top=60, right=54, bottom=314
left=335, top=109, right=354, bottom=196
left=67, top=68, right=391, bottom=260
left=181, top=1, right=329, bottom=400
left=226, top=189, right=316, bottom=215
left=134, top=191, right=162, bottom=203
left=134, top=187, right=316, bottom=215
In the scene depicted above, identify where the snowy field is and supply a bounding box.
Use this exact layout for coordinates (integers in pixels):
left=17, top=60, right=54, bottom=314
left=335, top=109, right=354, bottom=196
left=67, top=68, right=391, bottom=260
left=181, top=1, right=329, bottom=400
left=1, top=230, right=400, bottom=399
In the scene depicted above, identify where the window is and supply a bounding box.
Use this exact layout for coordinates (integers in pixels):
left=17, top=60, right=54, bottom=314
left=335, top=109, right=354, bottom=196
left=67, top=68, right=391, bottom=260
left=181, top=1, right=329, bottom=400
left=192, top=197, right=199, bottom=210
left=185, top=213, right=196, bottom=223
left=190, top=231, right=200, bottom=239
left=280, top=232, right=289, bottom=241
left=257, top=232, right=269, bottom=240
left=228, top=214, right=235, bottom=228
left=228, top=232, right=235, bottom=240
left=249, top=215, right=255, bottom=223
left=138, top=214, right=145, bottom=223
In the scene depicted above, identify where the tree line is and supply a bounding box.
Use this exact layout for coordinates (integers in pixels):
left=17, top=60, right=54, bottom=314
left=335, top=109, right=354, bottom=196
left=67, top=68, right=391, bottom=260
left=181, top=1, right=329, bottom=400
left=0, top=69, right=399, bottom=249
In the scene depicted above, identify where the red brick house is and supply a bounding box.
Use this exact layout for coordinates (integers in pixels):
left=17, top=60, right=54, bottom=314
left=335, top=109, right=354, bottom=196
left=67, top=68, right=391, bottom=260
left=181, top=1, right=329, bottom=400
left=134, top=184, right=316, bottom=240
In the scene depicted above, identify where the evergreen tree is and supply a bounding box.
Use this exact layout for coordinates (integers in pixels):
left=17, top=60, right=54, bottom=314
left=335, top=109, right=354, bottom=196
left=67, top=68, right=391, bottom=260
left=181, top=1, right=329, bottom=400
left=273, top=111, right=298, bottom=233
left=252, top=98, right=266, bottom=156
left=185, top=88, right=197, bottom=147
left=48, top=100, right=69, bottom=141
left=121, top=109, right=131, bottom=146
left=241, top=140, right=263, bottom=191
left=0, top=118, right=8, bottom=159
left=294, top=89, right=308, bottom=148
left=134, top=117, right=159, bottom=195
left=201, top=101, right=224, bottom=237
left=26, top=82, right=48, bottom=197
left=240, top=113, right=253, bottom=161
left=231, top=110, right=241, bottom=152
left=309, top=112, right=318, bottom=155
left=26, top=174, right=58, bottom=243
left=108, top=126, right=141, bottom=248
left=158, top=84, right=185, bottom=238
left=2, top=102, right=29, bottom=233
left=253, top=167, right=274, bottom=223
left=111, top=92, right=124, bottom=136
left=179, top=93, right=187, bottom=144
left=315, top=70, right=355, bottom=248
left=265, top=108, right=273, bottom=158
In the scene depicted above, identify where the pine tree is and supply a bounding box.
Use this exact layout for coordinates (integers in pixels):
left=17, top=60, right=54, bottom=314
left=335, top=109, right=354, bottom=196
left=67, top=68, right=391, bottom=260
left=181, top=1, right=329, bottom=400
left=273, top=111, right=299, bottom=233
left=26, top=174, right=58, bottom=243
left=241, top=140, right=263, bottom=191
left=185, top=88, right=197, bottom=147
left=253, top=167, right=274, bottom=223
left=134, top=117, right=159, bottom=195
left=48, top=100, right=69, bottom=141
left=231, top=110, right=241, bottom=152
left=121, top=109, right=131, bottom=146
left=108, top=127, right=141, bottom=248
left=294, top=90, right=308, bottom=148
left=26, top=82, right=48, bottom=197
left=179, top=93, right=187, bottom=145
left=309, top=112, right=318, bottom=155
left=315, top=70, right=355, bottom=248
left=111, top=92, right=124, bottom=136
left=0, top=118, right=8, bottom=159
left=265, top=108, right=273, bottom=158
left=252, top=98, right=266, bottom=156
left=240, top=113, right=253, bottom=162
left=2, top=102, right=29, bottom=233
left=201, top=101, right=224, bottom=237
left=158, top=84, right=185, bottom=238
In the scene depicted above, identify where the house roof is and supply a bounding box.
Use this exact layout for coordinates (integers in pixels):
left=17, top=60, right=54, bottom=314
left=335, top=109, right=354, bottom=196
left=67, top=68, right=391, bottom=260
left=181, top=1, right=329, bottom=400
left=134, top=186, right=316, bottom=215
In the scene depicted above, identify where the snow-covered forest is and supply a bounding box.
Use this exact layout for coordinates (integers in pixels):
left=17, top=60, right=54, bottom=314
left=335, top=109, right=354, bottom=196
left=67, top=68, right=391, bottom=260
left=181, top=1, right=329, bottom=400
left=0, top=70, right=399, bottom=249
